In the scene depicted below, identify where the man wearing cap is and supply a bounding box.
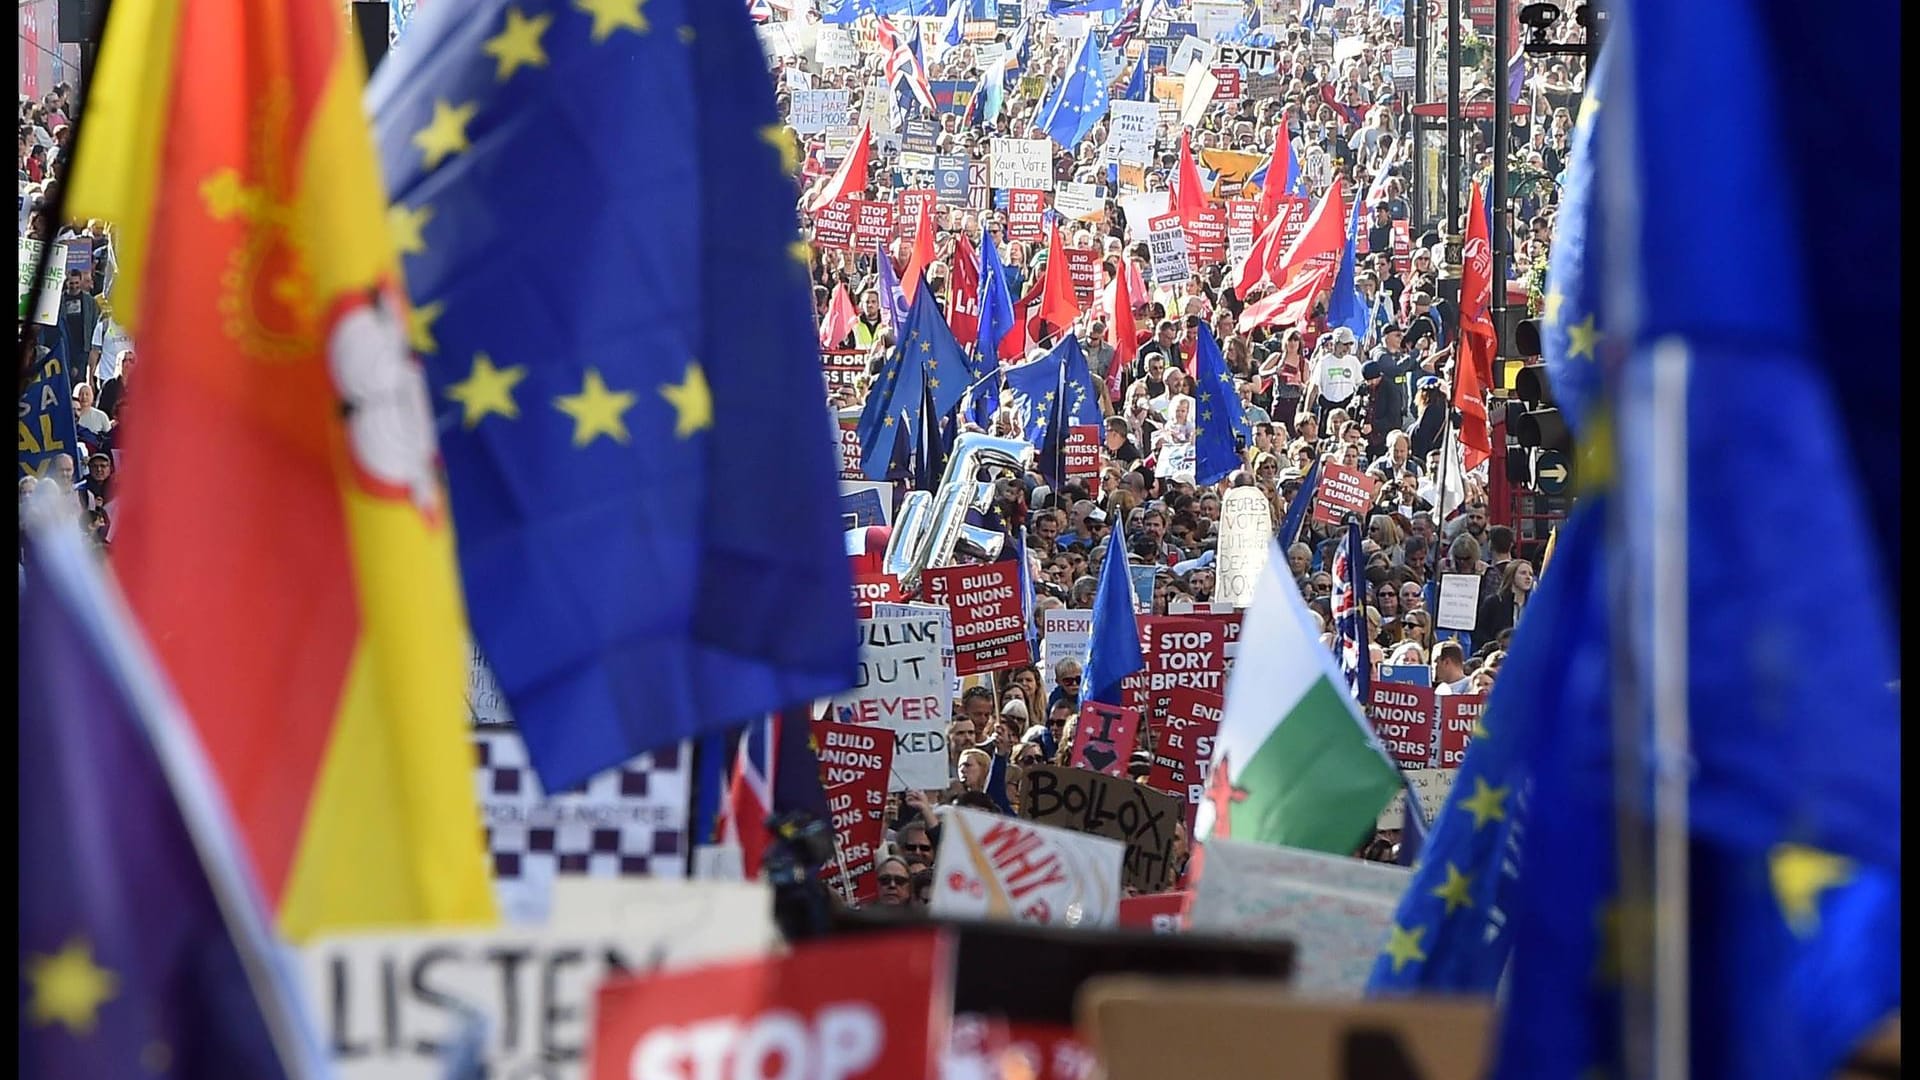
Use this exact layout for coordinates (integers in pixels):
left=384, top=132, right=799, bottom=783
left=1363, top=324, right=1422, bottom=449
left=1302, top=327, right=1363, bottom=422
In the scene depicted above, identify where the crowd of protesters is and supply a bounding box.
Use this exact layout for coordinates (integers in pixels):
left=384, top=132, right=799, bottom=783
left=777, top=3, right=1582, bottom=900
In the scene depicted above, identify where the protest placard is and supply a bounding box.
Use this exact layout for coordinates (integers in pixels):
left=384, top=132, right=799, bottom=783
left=1213, top=487, right=1274, bottom=607
left=990, top=137, right=1055, bottom=190
left=1310, top=460, right=1380, bottom=524
left=1187, top=839, right=1411, bottom=995
left=18, top=345, right=77, bottom=480
left=305, top=881, right=779, bottom=1080
left=1374, top=663, right=1426, bottom=686
left=1155, top=441, right=1196, bottom=483
left=811, top=198, right=856, bottom=250
left=851, top=574, right=901, bottom=618
left=837, top=413, right=866, bottom=481
left=820, top=347, right=864, bottom=394
left=1169, top=35, right=1212, bottom=76
left=931, top=806, right=1124, bottom=928
left=1367, top=681, right=1437, bottom=768
left=997, top=0, right=1023, bottom=27
left=1146, top=213, right=1191, bottom=283
left=17, top=238, right=66, bottom=325
left=1435, top=573, right=1481, bottom=631
left=1006, top=188, right=1048, bottom=242
left=1054, top=181, right=1103, bottom=223
left=1215, top=43, right=1278, bottom=71
left=1392, top=45, right=1416, bottom=92
left=468, top=643, right=512, bottom=727
left=896, top=188, right=938, bottom=238
left=839, top=480, right=893, bottom=529
left=1117, top=891, right=1193, bottom=934
left=1377, top=767, right=1459, bottom=830
left=872, top=599, right=958, bottom=700
left=853, top=200, right=897, bottom=250
left=1102, top=100, right=1158, bottom=167
left=1020, top=764, right=1183, bottom=893
left=588, top=932, right=946, bottom=1080
left=1067, top=702, right=1141, bottom=778
left=827, top=614, right=950, bottom=791
left=1183, top=205, right=1228, bottom=264
left=1127, top=563, right=1158, bottom=615
left=1119, top=616, right=1229, bottom=728
left=788, top=87, right=847, bottom=134
left=1040, top=608, right=1094, bottom=699
left=1066, top=247, right=1100, bottom=307
left=1211, top=65, right=1243, bottom=100
left=814, top=721, right=894, bottom=903
left=1436, top=693, right=1486, bottom=768
left=901, top=116, right=940, bottom=156
left=934, top=153, right=971, bottom=206
left=816, top=25, right=859, bottom=67
left=1145, top=688, right=1221, bottom=834
left=1117, top=191, right=1171, bottom=242
left=921, top=562, right=1032, bottom=675
left=1063, top=425, right=1102, bottom=484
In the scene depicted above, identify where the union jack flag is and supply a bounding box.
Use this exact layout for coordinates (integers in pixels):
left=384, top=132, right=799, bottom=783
left=718, top=707, right=830, bottom=878
left=1106, top=3, right=1142, bottom=49
left=1330, top=517, right=1371, bottom=706
left=876, top=16, right=937, bottom=116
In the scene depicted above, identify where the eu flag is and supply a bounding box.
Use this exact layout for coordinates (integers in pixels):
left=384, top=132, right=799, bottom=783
left=973, top=232, right=1016, bottom=423
left=21, top=504, right=328, bottom=1079
left=1276, top=457, right=1319, bottom=551
left=1323, top=185, right=1370, bottom=340
left=1002, top=333, right=1102, bottom=447
left=1537, top=45, right=1605, bottom=437
left=1034, top=30, right=1108, bottom=150
left=1080, top=523, right=1143, bottom=706
left=371, top=0, right=858, bottom=790
left=1120, top=51, right=1147, bottom=101
left=856, top=279, right=971, bottom=480
left=1190, top=323, right=1250, bottom=485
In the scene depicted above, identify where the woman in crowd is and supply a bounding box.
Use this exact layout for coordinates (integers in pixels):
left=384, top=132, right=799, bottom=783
left=1477, top=561, right=1535, bottom=648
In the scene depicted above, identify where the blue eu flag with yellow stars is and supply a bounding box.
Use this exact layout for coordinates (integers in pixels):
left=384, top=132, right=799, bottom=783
left=1191, top=322, right=1249, bottom=486
left=1002, top=332, right=1100, bottom=487
left=20, top=504, right=328, bottom=1079
left=1537, top=40, right=1607, bottom=437
left=369, top=0, right=858, bottom=791
left=1034, top=29, right=1107, bottom=150
left=856, top=275, right=971, bottom=482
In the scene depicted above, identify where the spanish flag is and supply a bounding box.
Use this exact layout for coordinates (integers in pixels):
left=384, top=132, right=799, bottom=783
left=66, top=0, right=495, bottom=938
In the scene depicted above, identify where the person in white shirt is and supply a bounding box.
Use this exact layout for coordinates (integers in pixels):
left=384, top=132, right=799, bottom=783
left=71, top=382, right=111, bottom=436
left=90, top=314, right=133, bottom=386
left=1303, top=326, right=1363, bottom=418
left=1431, top=639, right=1474, bottom=695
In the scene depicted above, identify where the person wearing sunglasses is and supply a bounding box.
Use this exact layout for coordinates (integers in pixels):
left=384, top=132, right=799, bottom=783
left=897, top=821, right=936, bottom=872
left=875, top=856, right=914, bottom=907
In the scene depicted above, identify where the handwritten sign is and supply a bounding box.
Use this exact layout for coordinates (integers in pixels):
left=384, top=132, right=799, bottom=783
left=1213, top=488, right=1274, bottom=607
left=922, top=562, right=1032, bottom=676
left=931, top=806, right=1123, bottom=928
left=1310, top=460, right=1380, bottom=524
left=1068, top=702, right=1141, bottom=778
left=990, top=137, right=1054, bottom=190
left=1020, top=764, right=1182, bottom=893
left=826, top=615, right=950, bottom=791
left=1101, top=100, right=1158, bottom=167
left=788, top=88, right=849, bottom=134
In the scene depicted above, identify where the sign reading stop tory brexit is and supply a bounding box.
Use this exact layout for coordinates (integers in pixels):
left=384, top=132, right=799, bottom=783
left=589, top=931, right=950, bottom=1080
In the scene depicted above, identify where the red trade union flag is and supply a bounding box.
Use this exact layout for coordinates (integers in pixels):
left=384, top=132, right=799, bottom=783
left=1272, top=175, right=1347, bottom=289
left=820, top=281, right=858, bottom=348
left=1173, top=129, right=1209, bottom=226
left=1456, top=183, right=1497, bottom=471
left=948, top=231, right=981, bottom=344
left=809, top=119, right=871, bottom=212
left=901, top=198, right=937, bottom=305
left=1037, top=226, right=1082, bottom=337
left=1235, top=261, right=1334, bottom=333
left=1105, top=260, right=1137, bottom=396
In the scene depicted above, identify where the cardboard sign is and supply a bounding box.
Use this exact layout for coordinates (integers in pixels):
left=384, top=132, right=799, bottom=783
left=1187, top=839, right=1411, bottom=994
left=1117, top=891, right=1193, bottom=934
left=1101, top=100, right=1158, bottom=167
left=588, top=932, right=949, bottom=1080
left=872, top=599, right=959, bottom=702
left=853, top=200, right=897, bottom=250
left=827, top=615, right=950, bottom=791
left=933, top=152, right=971, bottom=206
left=1068, top=702, right=1142, bottom=778
left=816, top=25, right=860, bottom=67
left=1377, top=767, right=1459, bottom=830
left=1213, top=488, right=1274, bottom=608
left=1144, top=688, right=1221, bottom=835
left=1006, top=188, right=1048, bottom=242
left=990, top=137, right=1054, bottom=190
left=896, top=189, right=938, bottom=239
left=1367, top=681, right=1437, bottom=768
left=813, top=197, right=856, bottom=250
left=1063, top=425, right=1103, bottom=483
left=1436, top=693, right=1486, bottom=768
left=306, top=882, right=780, bottom=1080
left=1065, top=248, right=1101, bottom=307
left=1020, top=764, right=1183, bottom=893
left=1435, top=573, right=1481, bottom=631
left=788, top=87, right=849, bottom=134
left=1182, top=205, right=1228, bottom=265
left=1040, top=608, right=1094, bottom=700
left=17, top=344, right=77, bottom=480
left=815, top=721, right=894, bottom=904
left=1146, top=213, right=1191, bottom=284
left=1309, top=460, right=1380, bottom=525
left=931, top=806, right=1124, bottom=928
left=851, top=573, right=902, bottom=618
left=921, top=562, right=1032, bottom=676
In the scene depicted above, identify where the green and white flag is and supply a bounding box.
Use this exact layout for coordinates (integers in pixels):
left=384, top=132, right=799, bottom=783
left=1198, top=542, right=1399, bottom=854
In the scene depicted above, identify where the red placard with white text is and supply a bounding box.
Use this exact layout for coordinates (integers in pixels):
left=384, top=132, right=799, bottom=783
left=1367, top=681, right=1438, bottom=768
left=1007, top=189, right=1047, bottom=242
left=1066, top=248, right=1101, bottom=307
left=1117, top=890, right=1193, bottom=933
left=896, top=188, right=938, bottom=238
left=589, top=931, right=951, bottom=1080
left=853, top=199, right=898, bottom=249
left=1310, top=460, right=1381, bottom=524
left=814, top=197, right=857, bottom=250
left=1182, top=205, right=1228, bottom=264
left=815, top=721, right=895, bottom=904
left=1118, top=617, right=1229, bottom=732
left=1068, top=702, right=1141, bottom=778
left=1437, top=693, right=1486, bottom=768
left=1064, top=425, right=1103, bottom=482
left=852, top=573, right=902, bottom=617
left=1145, top=688, right=1222, bottom=834
left=921, top=562, right=1032, bottom=675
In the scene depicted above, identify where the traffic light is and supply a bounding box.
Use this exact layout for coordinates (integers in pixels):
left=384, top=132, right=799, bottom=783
left=1509, top=360, right=1574, bottom=494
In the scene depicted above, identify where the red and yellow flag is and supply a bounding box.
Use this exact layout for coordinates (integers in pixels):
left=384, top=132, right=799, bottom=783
left=68, top=0, right=495, bottom=938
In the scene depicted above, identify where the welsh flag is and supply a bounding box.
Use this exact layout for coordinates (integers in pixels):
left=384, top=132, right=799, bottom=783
left=1199, top=542, right=1400, bottom=854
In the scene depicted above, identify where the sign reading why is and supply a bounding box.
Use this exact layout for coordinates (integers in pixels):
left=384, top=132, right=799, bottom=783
left=921, top=562, right=1032, bottom=675
left=1366, top=681, right=1437, bottom=768
left=1068, top=702, right=1142, bottom=778
left=1021, top=764, right=1183, bottom=893
left=931, top=805, right=1124, bottom=928
left=588, top=931, right=949, bottom=1080
left=816, top=721, right=894, bottom=904
left=306, top=881, right=781, bottom=1080
left=1213, top=487, right=1274, bottom=608
left=1310, top=460, right=1381, bottom=525
left=827, top=615, right=950, bottom=791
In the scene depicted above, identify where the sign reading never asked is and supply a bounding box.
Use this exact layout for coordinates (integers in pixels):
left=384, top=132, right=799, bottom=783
left=826, top=614, right=949, bottom=791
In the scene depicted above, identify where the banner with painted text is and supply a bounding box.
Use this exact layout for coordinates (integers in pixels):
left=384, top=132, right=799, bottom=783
left=1019, top=764, right=1183, bottom=893
left=931, top=805, right=1124, bottom=928
left=827, top=615, right=951, bottom=791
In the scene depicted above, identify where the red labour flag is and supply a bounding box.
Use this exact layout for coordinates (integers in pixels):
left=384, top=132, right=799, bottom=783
left=819, top=281, right=857, bottom=348
left=1256, top=125, right=1293, bottom=222
left=808, top=119, right=871, bottom=213
left=900, top=198, right=937, bottom=306
left=1271, top=175, right=1347, bottom=289
left=1038, top=225, right=1082, bottom=340
left=947, top=231, right=981, bottom=345
left=1456, top=183, right=1497, bottom=471
left=1105, top=259, right=1137, bottom=398
left=1236, top=261, right=1335, bottom=333
left=1173, top=129, right=1209, bottom=227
